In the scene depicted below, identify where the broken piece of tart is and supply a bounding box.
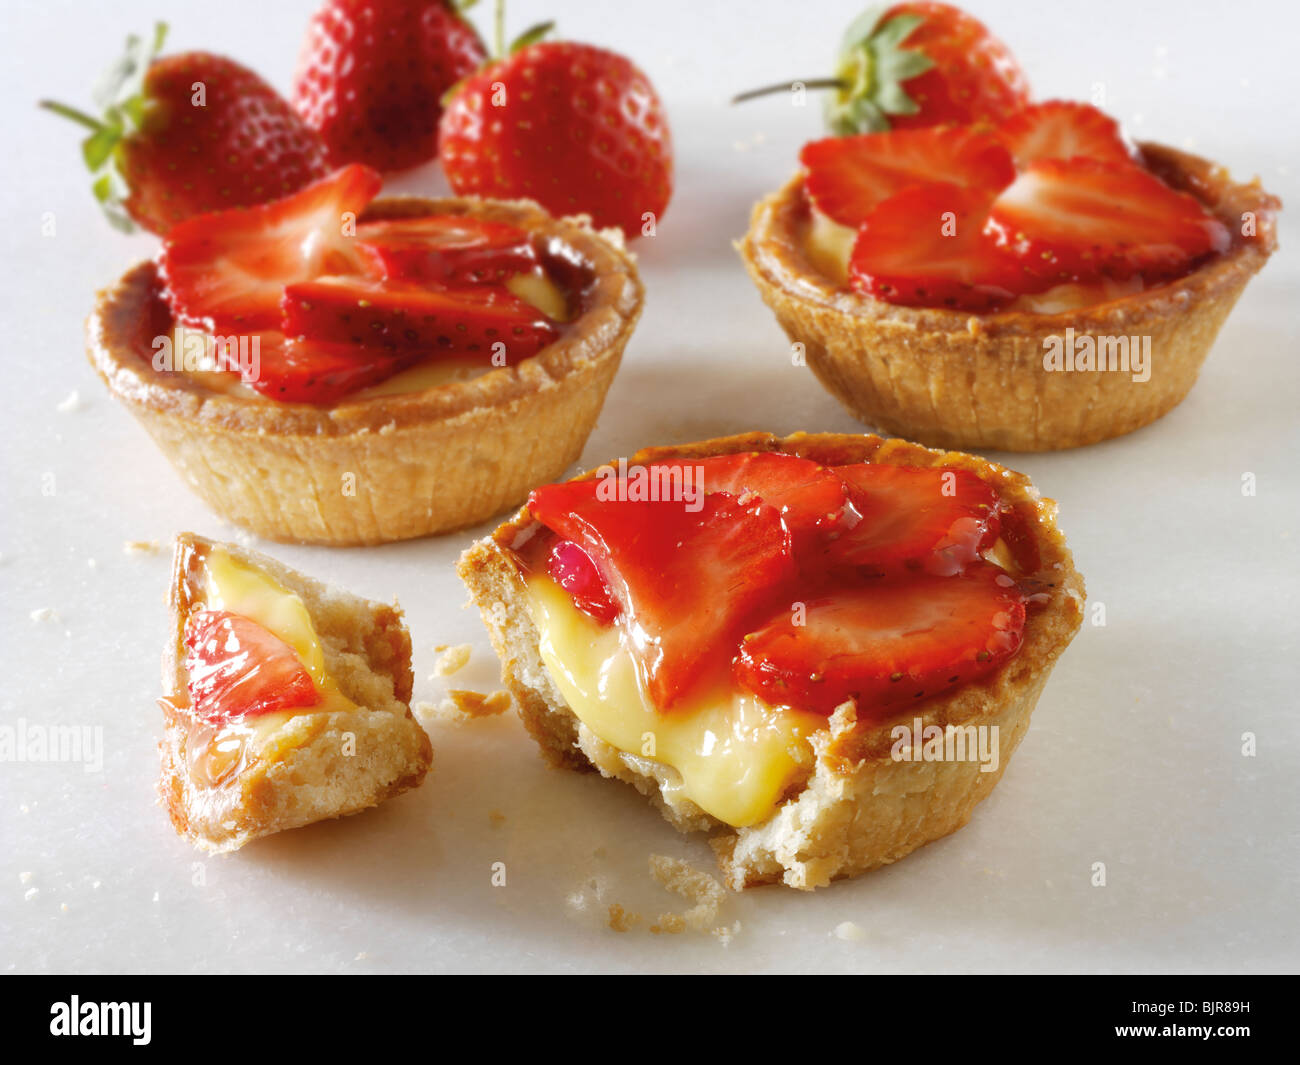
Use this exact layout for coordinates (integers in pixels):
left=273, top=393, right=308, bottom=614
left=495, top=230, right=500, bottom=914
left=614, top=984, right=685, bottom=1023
left=458, top=432, right=1084, bottom=890
left=160, top=532, right=431, bottom=852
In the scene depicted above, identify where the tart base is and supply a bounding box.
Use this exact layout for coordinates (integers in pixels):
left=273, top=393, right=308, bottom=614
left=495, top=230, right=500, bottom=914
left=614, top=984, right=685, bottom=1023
left=88, top=199, right=643, bottom=545
left=739, top=144, right=1279, bottom=452
left=459, top=431, right=1086, bottom=889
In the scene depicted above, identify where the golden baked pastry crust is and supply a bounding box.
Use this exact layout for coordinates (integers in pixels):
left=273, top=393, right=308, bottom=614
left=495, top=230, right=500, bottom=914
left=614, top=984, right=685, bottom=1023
left=88, top=198, right=644, bottom=545
left=458, top=431, right=1085, bottom=889
left=739, top=143, right=1280, bottom=452
left=161, top=532, right=432, bottom=852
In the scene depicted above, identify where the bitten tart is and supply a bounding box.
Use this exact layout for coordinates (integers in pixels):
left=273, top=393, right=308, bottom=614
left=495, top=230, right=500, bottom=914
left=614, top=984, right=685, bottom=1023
left=740, top=109, right=1279, bottom=452
left=88, top=166, right=643, bottom=545
left=459, top=431, right=1084, bottom=889
left=161, top=532, right=431, bottom=851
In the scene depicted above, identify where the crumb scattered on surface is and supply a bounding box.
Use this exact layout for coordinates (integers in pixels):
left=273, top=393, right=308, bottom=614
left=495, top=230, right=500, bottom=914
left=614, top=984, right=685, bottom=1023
left=19, top=872, right=32, bottom=884
left=437, top=689, right=512, bottom=720
left=431, top=644, right=472, bottom=677
left=29, top=608, right=58, bottom=623
left=834, top=921, right=866, bottom=942
left=354, top=951, right=370, bottom=961
left=649, top=854, right=727, bottom=934
left=123, top=540, right=162, bottom=556
left=607, top=904, right=642, bottom=932
left=86, top=558, right=97, bottom=569
left=488, top=809, right=506, bottom=828
left=23, top=888, right=38, bottom=902
left=56, top=390, right=84, bottom=413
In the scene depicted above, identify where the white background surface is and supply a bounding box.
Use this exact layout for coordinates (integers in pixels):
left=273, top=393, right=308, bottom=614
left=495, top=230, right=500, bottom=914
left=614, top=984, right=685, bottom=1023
left=2, top=0, right=1298, bottom=974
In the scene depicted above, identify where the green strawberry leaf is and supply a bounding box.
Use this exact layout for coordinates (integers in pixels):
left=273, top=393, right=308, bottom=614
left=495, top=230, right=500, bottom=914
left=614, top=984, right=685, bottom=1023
left=509, top=20, right=555, bottom=53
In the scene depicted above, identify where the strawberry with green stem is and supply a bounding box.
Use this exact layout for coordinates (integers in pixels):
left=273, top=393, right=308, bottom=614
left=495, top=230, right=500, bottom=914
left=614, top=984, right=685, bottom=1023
left=733, top=2, right=1029, bottom=135
left=41, top=23, right=330, bottom=234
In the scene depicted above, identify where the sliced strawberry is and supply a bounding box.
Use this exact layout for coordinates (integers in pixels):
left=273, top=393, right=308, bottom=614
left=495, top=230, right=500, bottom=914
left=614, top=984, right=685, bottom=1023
left=183, top=609, right=321, bottom=724
left=158, top=163, right=383, bottom=331
left=988, top=157, right=1231, bottom=284
left=849, top=183, right=1036, bottom=311
left=734, top=563, right=1026, bottom=716
left=801, top=127, right=1015, bottom=227
left=995, top=101, right=1134, bottom=170
left=356, top=215, right=539, bottom=285
left=547, top=540, right=619, bottom=624
left=528, top=480, right=796, bottom=708
left=828, top=464, right=1001, bottom=577
left=282, top=276, right=559, bottom=360
left=241, top=332, right=418, bottom=405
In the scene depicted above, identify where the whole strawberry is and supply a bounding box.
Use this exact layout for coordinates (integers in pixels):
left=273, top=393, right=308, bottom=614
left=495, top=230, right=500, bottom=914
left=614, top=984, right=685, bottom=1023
left=42, top=24, right=329, bottom=235
left=293, top=0, right=486, bottom=172
left=735, top=2, right=1029, bottom=135
left=439, top=22, right=672, bottom=237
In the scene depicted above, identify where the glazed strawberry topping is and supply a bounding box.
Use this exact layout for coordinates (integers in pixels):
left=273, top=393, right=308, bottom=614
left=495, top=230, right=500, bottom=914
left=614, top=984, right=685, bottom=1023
left=528, top=453, right=1028, bottom=719
left=848, top=183, right=1034, bottom=311
left=801, top=127, right=1015, bottom=227
left=529, top=479, right=797, bottom=709
left=828, top=464, right=1001, bottom=577
left=734, top=564, right=1025, bottom=715
left=155, top=165, right=565, bottom=404
left=282, top=277, right=559, bottom=360
left=994, top=100, right=1134, bottom=170
left=987, top=157, right=1232, bottom=284
left=355, top=216, right=540, bottom=286
left=243, top=334, right=421, bottom=405
left=801, top=98, right=1230, bottom=307
left=183, top=609, right=321, bottom=724
left=160, top=164, right=383, bottom=331
left=547, top=540, right=619, bottom=625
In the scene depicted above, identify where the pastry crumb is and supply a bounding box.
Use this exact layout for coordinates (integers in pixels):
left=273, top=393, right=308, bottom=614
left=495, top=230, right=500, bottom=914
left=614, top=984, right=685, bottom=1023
left=834, top=920, right=866, bottom=942
left=23, top=888, right=38, bottom=902
left=18, top=871, right=32, bottom=884
left=649, top=854, right=728, bottom=934
left=607, top=903, right=642, bottom=932
left=444, top=689, right=512, bottom=719
left=123, top=540, right=162, bottom=556
left=56, top=390, right=84, bottom=413
left=29, top=607, right=58, bottom=623
left=431, top=643, right=472, bottom=677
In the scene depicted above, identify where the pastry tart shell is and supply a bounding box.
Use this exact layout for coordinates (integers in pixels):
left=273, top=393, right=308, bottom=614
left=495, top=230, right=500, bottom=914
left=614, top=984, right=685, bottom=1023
left=459, top=431, right=1086, bottom=889
left=87, top=198, right=644, bottom=545
left=738, top=144, right=1279, bottom=452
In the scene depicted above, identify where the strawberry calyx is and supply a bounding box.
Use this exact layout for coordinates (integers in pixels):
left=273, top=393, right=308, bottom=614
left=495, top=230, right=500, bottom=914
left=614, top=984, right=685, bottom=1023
left=39, top=22, right=168, bottom=232
left=824, top=6, right=936, bottom=134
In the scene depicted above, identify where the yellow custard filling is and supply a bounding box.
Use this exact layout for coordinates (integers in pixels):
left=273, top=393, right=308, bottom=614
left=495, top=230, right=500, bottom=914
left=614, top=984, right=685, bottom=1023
left=183, top=547, right=355, bottom=786
left=524, top=574, right=823, bottom=828
left=802, top=203, right=1145, bottom=312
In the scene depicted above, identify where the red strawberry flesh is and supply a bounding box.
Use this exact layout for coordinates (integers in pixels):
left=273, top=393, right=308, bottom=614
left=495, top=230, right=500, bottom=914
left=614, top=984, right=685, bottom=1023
left=528, top=479, right=796, bottom=708
left=282, top=276, right=559, bottom=359
left=829, top=464, right=1001, bottom=576
left=159, top=163, right=383, bottom=331
left=801, top=127, right=1015, bottom=227
left=734, top=563, right=1026, bottom=716
left=988, top=157, right=1231, bottom=284
left=849, top=182, right=1036, bottom=311
left=183, top=609, right=321, bottom=724
left=356, top=215, right=540, bottom=285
